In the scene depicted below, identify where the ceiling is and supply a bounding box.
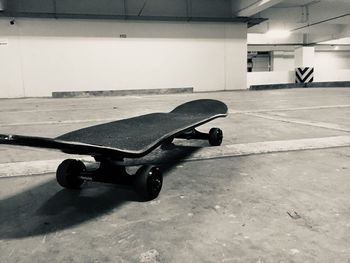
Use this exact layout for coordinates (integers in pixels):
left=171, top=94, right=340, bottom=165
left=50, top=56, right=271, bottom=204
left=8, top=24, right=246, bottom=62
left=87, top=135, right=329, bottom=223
left=0, top=0, right=349, bottom=45
left=0, top=0, right=264, bottom=26
left=244, top=0, right=350, bottom=45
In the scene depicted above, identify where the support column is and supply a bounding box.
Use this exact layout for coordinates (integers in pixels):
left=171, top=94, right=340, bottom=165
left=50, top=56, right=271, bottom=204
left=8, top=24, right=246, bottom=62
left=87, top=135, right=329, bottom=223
left=294, top=46, right=315, bottom=83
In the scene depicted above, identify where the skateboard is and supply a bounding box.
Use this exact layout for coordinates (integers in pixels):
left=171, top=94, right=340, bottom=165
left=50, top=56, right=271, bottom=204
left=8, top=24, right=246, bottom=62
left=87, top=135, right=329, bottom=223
left=0, top=99, right=228, bottom=200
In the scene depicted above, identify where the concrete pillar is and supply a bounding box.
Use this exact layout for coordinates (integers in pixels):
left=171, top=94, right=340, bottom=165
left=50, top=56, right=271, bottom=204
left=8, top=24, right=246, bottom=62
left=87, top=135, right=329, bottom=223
left=294, top=47, right=315, bottom=83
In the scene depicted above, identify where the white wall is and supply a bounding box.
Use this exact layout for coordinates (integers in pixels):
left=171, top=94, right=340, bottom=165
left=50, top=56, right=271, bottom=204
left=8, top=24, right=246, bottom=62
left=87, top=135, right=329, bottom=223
left=247, top=71, right=294, bottom=88
left=271, top=50, right=350, bottom=72
left=314, top=51, right=350, bottom=82
left=315, top=69, right=350, bottom=82
left=272, top=51, right=294, bottom=71
left=315, top=51, right=350, bottom=71
left=0, top=18, right=247, bottom=98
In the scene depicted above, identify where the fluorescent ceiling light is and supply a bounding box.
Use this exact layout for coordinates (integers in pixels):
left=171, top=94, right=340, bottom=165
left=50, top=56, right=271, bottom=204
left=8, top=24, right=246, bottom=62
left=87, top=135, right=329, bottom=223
left=265, top=29, right=291, bottom=39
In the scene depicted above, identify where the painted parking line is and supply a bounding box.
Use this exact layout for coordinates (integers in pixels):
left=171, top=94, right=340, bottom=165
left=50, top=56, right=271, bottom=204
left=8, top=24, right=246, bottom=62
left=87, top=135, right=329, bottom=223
left=243, top=112, right=350, bottom=132
left=0, top=159, right=62, bottom=178
left=0, top=114, right=152, bottom=127
left=230, top=104, right=350, bottom=114
left=1, top=135, right=349, bottom=178
left=2, top=104, right=350, bottom=127
left=0, top=118, right=119, bottom=127
left=188, top=135, right=350, bottom=161
left=0, top=157, right=95, bottom=178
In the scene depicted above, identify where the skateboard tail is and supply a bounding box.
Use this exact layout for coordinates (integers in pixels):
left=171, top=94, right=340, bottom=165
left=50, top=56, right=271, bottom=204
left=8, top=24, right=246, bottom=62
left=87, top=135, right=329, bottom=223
left=0, top=134, right=70, bottom=150
left=0, top=134, right=129, bottom=158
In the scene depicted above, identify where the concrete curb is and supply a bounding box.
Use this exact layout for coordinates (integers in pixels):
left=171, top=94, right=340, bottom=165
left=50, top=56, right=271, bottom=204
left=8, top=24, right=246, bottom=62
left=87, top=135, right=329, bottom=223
left=250, top=81, right=350, bottom=90
left=1, top=136, right=350, bottom=178
left=52, top=87, right=193, bottom=98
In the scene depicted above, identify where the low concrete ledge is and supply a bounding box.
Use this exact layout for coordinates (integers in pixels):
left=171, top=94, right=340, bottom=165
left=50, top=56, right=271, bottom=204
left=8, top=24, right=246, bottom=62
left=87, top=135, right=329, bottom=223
left=52, top=87, right=193, bottom=98
left=250, top=81, right=350, bottom=90
left=2, top=135, right=350, bottom=177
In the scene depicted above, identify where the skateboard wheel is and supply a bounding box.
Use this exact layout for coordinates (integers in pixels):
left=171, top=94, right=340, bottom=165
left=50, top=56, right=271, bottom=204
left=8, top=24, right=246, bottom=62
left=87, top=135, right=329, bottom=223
left=134, top=165, right=163, bottom=201
left=56, top=159, right=85, bottom=189
left=209, top=128, right=223, bottom=146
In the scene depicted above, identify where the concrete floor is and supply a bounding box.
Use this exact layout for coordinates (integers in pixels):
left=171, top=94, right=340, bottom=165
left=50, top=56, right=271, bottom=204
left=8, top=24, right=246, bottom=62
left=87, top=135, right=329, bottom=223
left=0, top=88, right=350, bottom=262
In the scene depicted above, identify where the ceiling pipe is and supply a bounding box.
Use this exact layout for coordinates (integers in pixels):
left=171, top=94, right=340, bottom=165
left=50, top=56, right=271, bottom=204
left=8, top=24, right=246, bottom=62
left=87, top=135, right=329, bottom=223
left=0, top=0, right=266, bottom=27
left=236, top=0, right=283, bottom=17
left=137, top=0, right=148, bottom=16
left=0, top=12, right=265, bottom=27
left=123, top=0, right=127, bottom=18
left=291, top=13, right=350, bottom=32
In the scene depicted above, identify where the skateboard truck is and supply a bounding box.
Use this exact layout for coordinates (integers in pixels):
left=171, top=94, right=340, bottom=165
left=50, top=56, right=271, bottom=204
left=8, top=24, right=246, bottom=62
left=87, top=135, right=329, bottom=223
left=174, top=127, right=223, bottom=146
left=55, top=127, right=222, bottom=201
left=56, top=158, right=162, bottom=201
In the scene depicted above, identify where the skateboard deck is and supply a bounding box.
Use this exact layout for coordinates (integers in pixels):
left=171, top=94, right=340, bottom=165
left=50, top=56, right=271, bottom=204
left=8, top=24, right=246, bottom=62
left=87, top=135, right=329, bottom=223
left=0, top=99, right=228, bottom=159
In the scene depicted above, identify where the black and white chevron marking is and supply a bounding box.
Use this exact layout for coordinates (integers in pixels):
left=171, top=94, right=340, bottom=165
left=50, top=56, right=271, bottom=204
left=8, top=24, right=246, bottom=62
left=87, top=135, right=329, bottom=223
left=295, top=67, right=314, bottom=83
